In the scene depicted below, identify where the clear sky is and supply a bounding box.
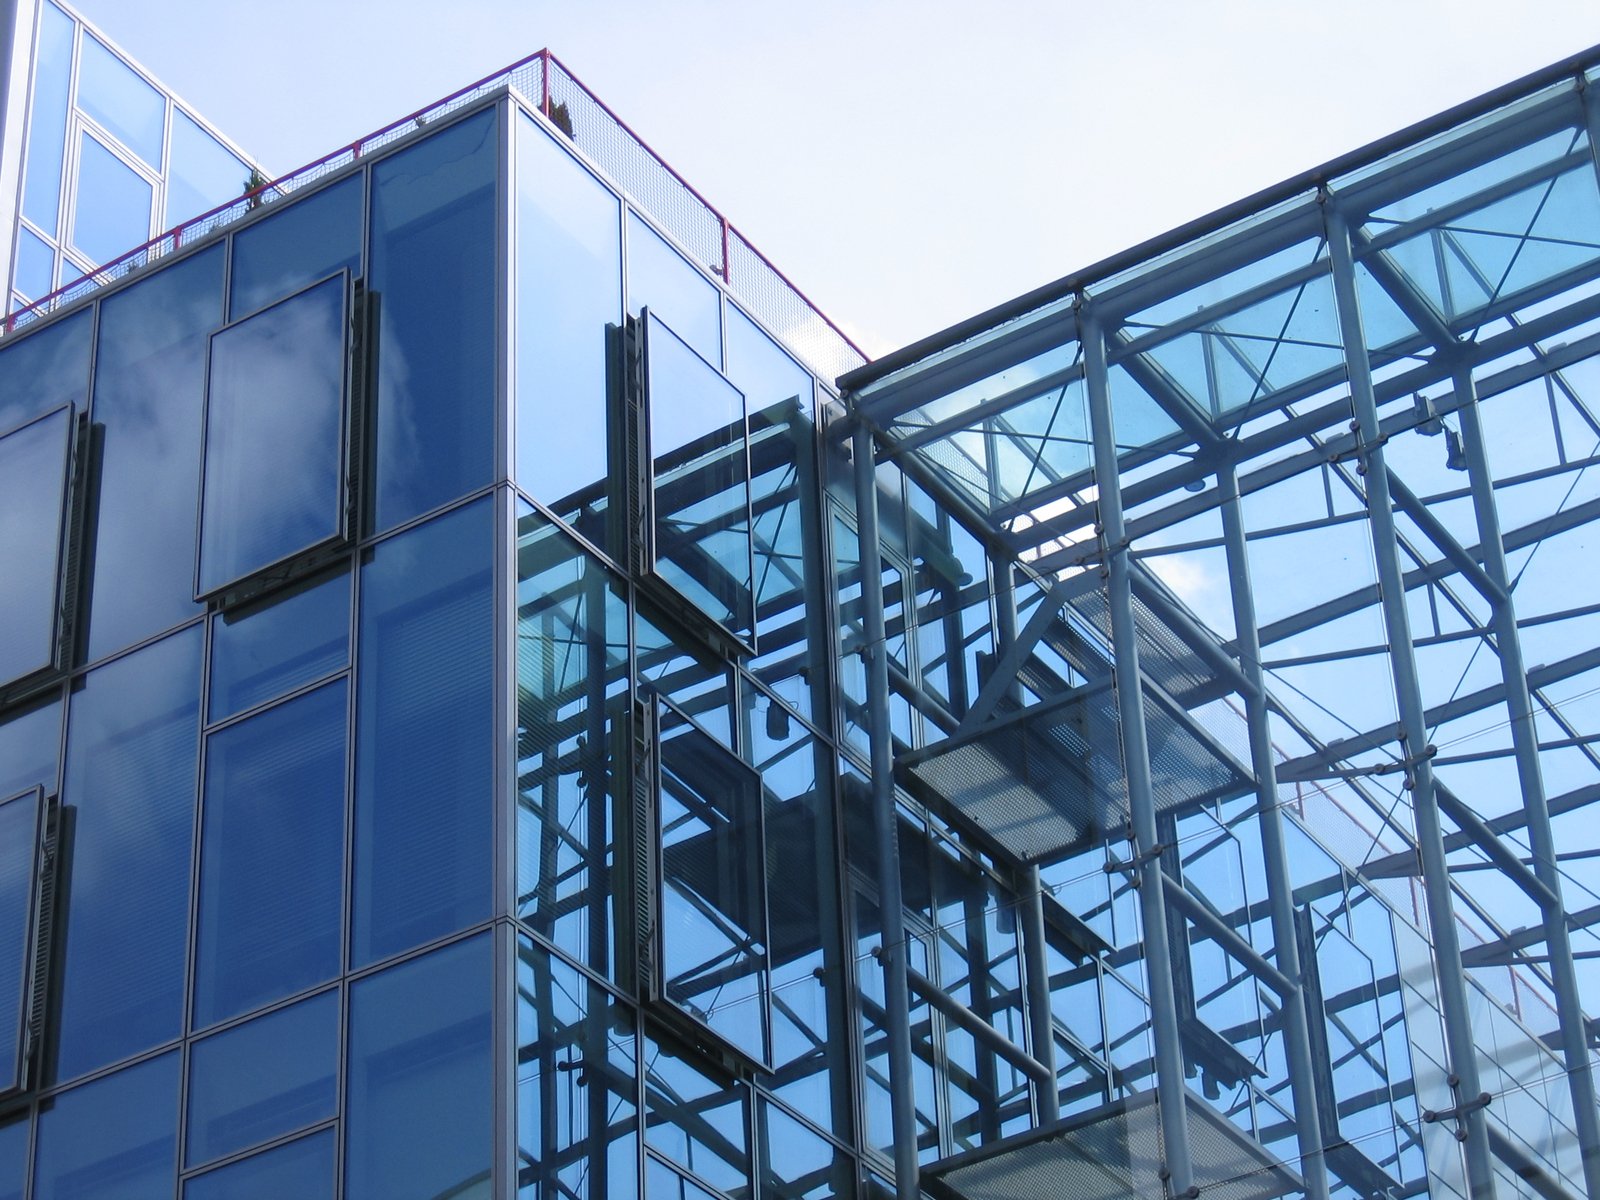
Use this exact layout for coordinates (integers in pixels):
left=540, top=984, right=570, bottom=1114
left=70, top=0, right=1600, bottom=359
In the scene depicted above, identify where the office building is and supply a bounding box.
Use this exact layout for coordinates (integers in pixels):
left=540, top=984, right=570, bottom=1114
left=0, top=28, right=1597, bottom=1200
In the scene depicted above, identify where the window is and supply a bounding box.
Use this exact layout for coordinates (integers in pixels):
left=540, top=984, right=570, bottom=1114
left=0, top=787, right=55, bottom=1098
left=196, top=272, right=351, bottom=600
left=0, top=404, right=76, bottom=694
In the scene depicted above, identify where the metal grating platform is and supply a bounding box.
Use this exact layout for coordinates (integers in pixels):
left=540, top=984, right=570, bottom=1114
left=923, top=1089, right=1304, bottom=1200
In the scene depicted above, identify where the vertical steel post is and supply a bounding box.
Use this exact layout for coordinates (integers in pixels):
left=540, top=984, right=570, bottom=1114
left=1217, top=464, right=1331, bottom=1200
left=1080, top=303, right=1197, bottom=1198
left=852, top=419, right=922, bottom=1200
left=1324, top=201, right=1498, bottom=1200
left=1454, top=358, right=1600, bottom=1196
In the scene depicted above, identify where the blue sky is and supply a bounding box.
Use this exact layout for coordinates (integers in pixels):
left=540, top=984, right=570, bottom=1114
left=71, top=0, right=1600, bottom=357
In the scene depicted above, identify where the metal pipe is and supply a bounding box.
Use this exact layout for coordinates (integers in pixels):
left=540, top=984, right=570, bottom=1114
left=901, top=960, right=1054, bottom=1088
left=852, top=419, right=922, bottom=1200
left=1454, top=358, right=1600, bottom=1197
left=1324, top=201, right=1498, bottom=1200
left=1080, top=304, right=1197, bottom=1198
left=1159, top=870, right=1296, bottom=1002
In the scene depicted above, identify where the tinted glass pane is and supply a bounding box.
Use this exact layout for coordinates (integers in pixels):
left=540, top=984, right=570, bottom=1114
left=368, top=110, right=497, bottom=532
left=646, top=314, right=753, bottom=641
left=346, top=934, right=492, bottom=1200
left=87, top=245, right=222, bottom=661
left=186, top=991, right=337, bottom=1167
left=168, top=111, right=246, bottom=228
left=194, top=681, right=345, bottom=1027
left=0, top=407, right=72, bottom=685
left=209, top=570, right=349, bottom=722
left=33, top=1052, right=178, bottom=1199
left=184, top=1130, right=333, bottom=1200
left=75, top=35, right=164, bottom=169
left=515, top=114, right=619, bottom=510
left=14, top=226, right=54, bottom=301
left=57, top=628, right=200, bottom=1081
left=353, top=499, right=493, bottom=965
left=627, top=214, right=719, bottom=366
left=644, top=1033, right=749, bottom=1194
left=21, top=2, right=73, bottom=236
left=71, top=135, right=151, bottom=265
left=0, top=307, right=90, bottom=432
left=0, top=791, right=39, bottom=1093
left=0, top=1113, right=25, bottom=1200
left=198, top=273, right=347, bottom=595
left=646, top=1159, right=720, bottom=1200
left=230, top=174, right=362, bottom=320
left=0, top=699, right=59, bottom=809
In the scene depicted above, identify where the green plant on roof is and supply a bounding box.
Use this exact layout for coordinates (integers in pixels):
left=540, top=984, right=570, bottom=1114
left=243, top=167, right=270, bottom=210
left=547, top=100, right=574, bottom=139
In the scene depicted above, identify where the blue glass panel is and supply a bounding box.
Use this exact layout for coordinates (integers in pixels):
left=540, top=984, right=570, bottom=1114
left=346, top=933, right=492, bottom=1200
left=14, top=226, right=54, bottom=301
left=209, top=570, right=349, bottom=722
left=627, top=213, right=719, bottom=365
left=184, top=1130, right=334, bottom=1200
left=0, top=307, right=90, bottom=432
left=353, top=499, right=493, bottom=965
left=194, top=682, right=345, bottom=1027
left=33, top=1052, right=178, bottom=1199
left=0, top=790, right=39, bottom=1093
left=167, top=111, right=246, bottom=228
left=71, top=134, right=151, bottom=265
left=21, top=3, right=73, bottom=236
left=368, top=110, right=497, bottom=532
left=186, top=991, right=337, bottom=1167
left=0, top=1113, right=25, bottom=1200
left=75, top=35, right=164, bottom=170
left=515, top=113, right=619, bottom=510
left=0, top=698, right=60, bottom=803
left=644, top=1033, right=749, bottom=1194
left=57, top=628, right=200, bottom=1081
left=645, top=1159, right=720, bottom=1200
left=230, top=175, right=362, bottom=320
left=86, top=245, right=222, bottom=661
left=0, top=407, right=72, bottom=685
left=198, top=273, right=347, bottom=595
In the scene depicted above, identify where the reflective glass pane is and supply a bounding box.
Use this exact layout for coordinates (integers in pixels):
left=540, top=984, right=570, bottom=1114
left=87, top=244, right=222, bottom=661
left=0, top=1112, right=25, bottom=1200
left=21, top=2, right=73, bottom=236
left=644, top=1033, right=749, bottom=1194
left=0, top=307, right=90, bottom=432
left=208, top=569, right=349, bottom=722
left=14, top=226, right=54, bottom=301
left=167, top=111, right=246, bottom=228
left=515, top=113, right=620, bottom=510
left=198, top=273, right=347, bottom=595
left=646, top=314, right=753, bottom=642
left=646, top=1158, right=720, bottom=1200
left=368, top=110, right=497, bottom=532
left=71, top=134, right=151, bottom=264
left=193, top=682, right=345, bottom=1028
left=353, top=499, right=493, bottom=966
left=75, top=35, right=164, bottom=169
left=57, top=628, right=200, bottom=1081
left=346, top=934, right=492, bottom=1200
left=184, top=1129, right=333, bottom=1200
left=186, top=991, right=337, bottom=1167
left=0, top=790, right=40, bottom=1094
left=0, top=698, right=59, bottom=804
left=33, top=1052, right=178, bottom=1199
left=0, top=406, right=72, bottom=685
left=627, top=214, right=719, bottom=365
left=230, top=174, right=362, bottom=320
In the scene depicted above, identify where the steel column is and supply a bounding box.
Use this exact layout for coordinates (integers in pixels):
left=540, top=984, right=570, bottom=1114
left=1324, top=201, right=1498, bottom=1200
left=1080, top=303, right=1197, bottom=1198
left=1217, top=462, right=1331, bottom=1200
left=852, top=420, right=923, bottom=1200
left=1454, top=357, right=1600, bottom=1196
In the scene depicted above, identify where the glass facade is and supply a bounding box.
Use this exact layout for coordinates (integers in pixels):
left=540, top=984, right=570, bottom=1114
left=0, top=30, right=1596, bottom=1200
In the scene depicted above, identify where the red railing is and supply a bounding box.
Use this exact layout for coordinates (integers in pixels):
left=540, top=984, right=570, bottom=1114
left=6, top=50, right=868, bottom=380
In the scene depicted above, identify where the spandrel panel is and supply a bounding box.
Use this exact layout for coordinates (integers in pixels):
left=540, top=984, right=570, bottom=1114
left=32, top=1051, right=178, bottom=1200
left=21, top=3, right=73, bottom=237
left=368, top=109, right=497, bottom=533
left=0, top=307, right=91, bottom=432
left=0, top=407, right=72, bottom=686
left=168, top=111, right=246, bottom=229
left=197, top=272, right=347, bottom=596
left=193, top=681, right=346, bottom=1027
left=353, top=498, right=493, bottom=966
left=515, top=112, right=620, bottom=512
left=186, top=990, right=338, bottom=1167
left=87, top=244, right=223, bottom=662
left=76, top=35, right=164, bottom=170
left=346, top=933, right=492, bottom=1200
left=208, top=570, right=349, bottom=721
left=56, top=626, right=200, bottom=1082
left=184, top=1129, right=334, bottom=1200
left=71, top=134, right=151, bottom=265
left=230, top=174, right=363, bottom=319
left=0, top=790, right=40, bottom=1095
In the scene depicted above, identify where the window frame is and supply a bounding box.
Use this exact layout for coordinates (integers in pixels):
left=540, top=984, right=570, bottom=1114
left=0, top=785, right=59, bottom=1102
